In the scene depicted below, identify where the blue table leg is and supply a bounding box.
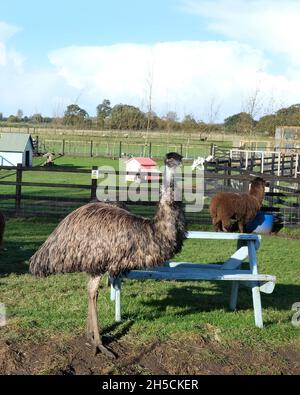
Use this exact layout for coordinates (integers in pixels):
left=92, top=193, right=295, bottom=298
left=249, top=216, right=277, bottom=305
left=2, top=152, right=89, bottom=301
left=248, top=241, right=263, bottom=328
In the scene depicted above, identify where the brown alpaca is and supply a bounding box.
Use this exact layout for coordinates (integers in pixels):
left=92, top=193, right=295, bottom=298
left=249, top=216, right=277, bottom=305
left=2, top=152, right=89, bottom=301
left=0, top=211, right=5, bottom=246
left=210, top=177, right=266, bottom=233
left=29, top=153, right=186, bottom=358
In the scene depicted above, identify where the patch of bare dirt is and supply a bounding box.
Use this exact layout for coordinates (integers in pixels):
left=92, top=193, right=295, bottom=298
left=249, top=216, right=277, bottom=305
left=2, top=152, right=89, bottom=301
left=0, top=334, right=299, bottom=375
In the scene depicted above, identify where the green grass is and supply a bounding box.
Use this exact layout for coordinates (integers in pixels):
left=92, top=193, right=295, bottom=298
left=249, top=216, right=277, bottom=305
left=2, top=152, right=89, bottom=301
left=1, top=218, right=300, bottom=349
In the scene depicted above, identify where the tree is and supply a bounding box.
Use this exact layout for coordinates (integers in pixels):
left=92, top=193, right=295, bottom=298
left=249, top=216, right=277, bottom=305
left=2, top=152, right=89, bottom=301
left=255, top=114, right=278, bottom=136
left=145, top=111, right=159, bottom=130
left=182, top=114, right=198, bottom=131
left=275, top=104, right=300, bottom=126
left=16, top=109, right=23, bottom=121
left=96, top=99, right=112, bottom=129
left=224, top=112, right=255, bottom=134
left=31, top=113, right=43, bottom=123
left=164, top=111, right=181, bottom=131
left=63, top=104, right=89, bottom=127
left=7, top=115, right=18, bottom=123
left=145, top=62, right=154, bottom=134
left=242, top=85, right=263, bottom=121
left=109, top=104, right=147, bottom=130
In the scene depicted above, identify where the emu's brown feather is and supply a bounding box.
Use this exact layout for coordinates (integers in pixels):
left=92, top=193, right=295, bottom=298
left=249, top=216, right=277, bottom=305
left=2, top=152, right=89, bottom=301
left=29, top=199, right=186, bottom=278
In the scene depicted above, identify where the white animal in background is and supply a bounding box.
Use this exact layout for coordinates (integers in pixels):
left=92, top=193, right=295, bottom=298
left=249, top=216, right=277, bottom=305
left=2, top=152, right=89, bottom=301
left=192, top=155, right=213, bottom=171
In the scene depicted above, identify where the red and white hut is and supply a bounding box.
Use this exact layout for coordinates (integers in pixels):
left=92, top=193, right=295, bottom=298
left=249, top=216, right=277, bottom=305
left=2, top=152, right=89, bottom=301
left=126, top=157, right=160, bottom=182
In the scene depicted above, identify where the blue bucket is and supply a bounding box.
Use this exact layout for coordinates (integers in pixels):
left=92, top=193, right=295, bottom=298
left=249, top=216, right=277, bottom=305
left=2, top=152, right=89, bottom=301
left=245, top=212, right=274, bottom=234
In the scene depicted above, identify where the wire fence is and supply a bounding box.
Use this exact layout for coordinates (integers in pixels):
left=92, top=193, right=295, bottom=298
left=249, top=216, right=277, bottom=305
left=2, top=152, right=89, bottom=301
left=0, top=164, right=299, bottom=227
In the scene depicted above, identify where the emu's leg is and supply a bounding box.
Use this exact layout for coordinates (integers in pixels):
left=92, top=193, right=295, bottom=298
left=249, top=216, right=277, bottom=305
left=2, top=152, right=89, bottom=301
left=87, top=275, right=116, bottom=358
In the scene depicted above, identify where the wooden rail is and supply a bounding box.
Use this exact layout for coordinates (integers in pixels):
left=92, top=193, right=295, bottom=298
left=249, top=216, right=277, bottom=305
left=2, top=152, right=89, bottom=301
left=0, top=164, right=299, bottom=225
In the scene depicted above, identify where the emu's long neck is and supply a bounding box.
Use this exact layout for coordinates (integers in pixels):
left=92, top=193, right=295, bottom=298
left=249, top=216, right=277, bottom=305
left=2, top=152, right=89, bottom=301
left=162, top=165, right=176, bottom=203
left=154, top=165, right=183, bottom=234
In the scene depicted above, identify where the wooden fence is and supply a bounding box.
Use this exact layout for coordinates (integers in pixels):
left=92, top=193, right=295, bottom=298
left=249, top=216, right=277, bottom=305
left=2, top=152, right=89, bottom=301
left=0, top=164, right=300, bottom=226
left=211, top=145, right=300, bottom=178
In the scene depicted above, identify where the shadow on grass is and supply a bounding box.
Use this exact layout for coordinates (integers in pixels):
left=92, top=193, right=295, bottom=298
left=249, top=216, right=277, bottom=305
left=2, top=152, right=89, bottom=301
left=129, top=282, right=300, bottom=323
left=102, top=320, right=134, bottom=345
left=0, top=239, right=39, bottom=276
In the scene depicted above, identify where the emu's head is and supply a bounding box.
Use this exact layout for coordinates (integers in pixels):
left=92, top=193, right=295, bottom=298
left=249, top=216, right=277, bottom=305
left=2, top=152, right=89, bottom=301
left=165, top=152, right=183, bottom=169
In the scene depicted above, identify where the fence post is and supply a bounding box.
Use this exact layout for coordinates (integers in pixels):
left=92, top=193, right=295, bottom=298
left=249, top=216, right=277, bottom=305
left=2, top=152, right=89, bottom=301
left=15, top=163, right=22, bottom=215
left=250, top=153, right=254, bottom=172
left=227, top=158, right=232, bottom=187
left=271, top=153, right=275, bottom=175
left=90, top=166, right=98, bottom=201
left=149, top=142, right=152, bottom=158
left=180, top=144, right=183, bottom=157
left=295, top=154, right=299, bottom=178
left=90, top=140, right=93, bottom=157
left=119, top=141, right=122, bottom=158
left=62, top=139, right=65, bottom=156
left=215, top=158, right=219, bottom=174
left=290, top=155, right=294, bottom=177
left=210, top=144, right=216, bottom=157
left=243, top=179, right=250, bottom=193
left=281, top=154, right=285, bottom=177
left=35, top=135, right=39, bottom=154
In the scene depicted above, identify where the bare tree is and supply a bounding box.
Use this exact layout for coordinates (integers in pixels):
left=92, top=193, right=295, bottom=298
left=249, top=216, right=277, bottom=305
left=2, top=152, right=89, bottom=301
left=144, top=53, right=155, bottom=139
left=242, top=84, right=264, bottom=121
left=204, top=96, right=222, bottom=138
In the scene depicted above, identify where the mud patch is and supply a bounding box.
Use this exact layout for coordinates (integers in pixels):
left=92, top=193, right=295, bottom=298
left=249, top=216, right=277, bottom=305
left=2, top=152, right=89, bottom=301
left=0, top=335, right=299, bottom=375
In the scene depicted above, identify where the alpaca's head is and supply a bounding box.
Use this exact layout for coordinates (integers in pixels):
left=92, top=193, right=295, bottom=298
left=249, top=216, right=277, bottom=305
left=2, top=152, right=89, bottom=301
left=250, top=177, right=266, bottom=189
left=249, top=177, right=267, bottom=203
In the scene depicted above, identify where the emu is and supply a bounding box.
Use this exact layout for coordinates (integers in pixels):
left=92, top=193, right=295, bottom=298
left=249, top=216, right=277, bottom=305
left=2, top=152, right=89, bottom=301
left=210, top=177, right=266, bottom=233
left=29, top=153, right=186, bottom=358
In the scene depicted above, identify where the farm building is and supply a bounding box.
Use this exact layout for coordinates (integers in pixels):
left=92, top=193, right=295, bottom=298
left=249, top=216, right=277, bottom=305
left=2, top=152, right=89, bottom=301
left=275, top=126, right=300, bottom=151
left=0, top=133, right=34, bottom=167
left=126, top=157, right=160, bottom=182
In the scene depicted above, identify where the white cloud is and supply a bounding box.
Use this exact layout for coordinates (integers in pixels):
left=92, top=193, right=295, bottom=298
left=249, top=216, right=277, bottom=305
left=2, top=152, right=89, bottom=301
left=48, top=40, right=300, bottom=121
left=0, top=21, right=76, bottom=116
left=2, top=6, right=300, bottom=122
left=0, top=21, right=21, bottom=42
left=181, top=0, right=300, bottom=71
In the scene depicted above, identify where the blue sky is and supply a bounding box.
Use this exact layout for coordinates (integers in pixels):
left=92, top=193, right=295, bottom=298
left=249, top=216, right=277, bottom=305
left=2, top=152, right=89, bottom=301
left=2, top=0, right=206, bottom=64
left=1, top=0, right=300, bottom=120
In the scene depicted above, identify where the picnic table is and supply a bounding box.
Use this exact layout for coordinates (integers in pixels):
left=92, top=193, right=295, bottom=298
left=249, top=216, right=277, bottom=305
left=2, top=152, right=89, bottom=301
left=110, top=232, right=276, bottom=328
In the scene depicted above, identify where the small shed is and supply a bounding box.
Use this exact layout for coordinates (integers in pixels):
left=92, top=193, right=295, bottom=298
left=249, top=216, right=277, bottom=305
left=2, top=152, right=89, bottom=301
left=126, top=157, right=160, bottom=182
left=0, top=133, right=34, bottom=167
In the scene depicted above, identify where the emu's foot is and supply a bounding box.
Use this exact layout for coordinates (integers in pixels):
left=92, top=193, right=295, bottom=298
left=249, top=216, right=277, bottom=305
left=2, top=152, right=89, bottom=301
left=86, top=333, right=117, bottom=359
left=94, top=342, right=117, bottom=359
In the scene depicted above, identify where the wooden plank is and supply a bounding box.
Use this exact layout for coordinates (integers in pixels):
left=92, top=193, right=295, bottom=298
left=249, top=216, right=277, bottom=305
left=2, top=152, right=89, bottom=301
left=167, top=262, right=223, bottom=270
left=0, top=181, right=91, bottom=189
left=222, top=246, right=248, bottom=269
left=124, top=269, right=275, bottom=282
left=187, top=231, right=261, bottom=241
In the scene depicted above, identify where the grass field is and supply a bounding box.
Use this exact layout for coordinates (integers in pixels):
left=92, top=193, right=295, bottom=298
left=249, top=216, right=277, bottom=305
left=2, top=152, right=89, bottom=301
left=1, top=218, right=300, bottom=374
